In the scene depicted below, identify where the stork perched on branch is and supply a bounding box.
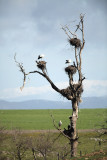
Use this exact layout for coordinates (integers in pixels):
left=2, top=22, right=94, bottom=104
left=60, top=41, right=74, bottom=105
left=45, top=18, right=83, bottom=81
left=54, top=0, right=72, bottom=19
left=58, top=120, right=62, bottom=128
left=38, top=54, right=45, bottom=60
left=65, top=59, right=71, bottom=64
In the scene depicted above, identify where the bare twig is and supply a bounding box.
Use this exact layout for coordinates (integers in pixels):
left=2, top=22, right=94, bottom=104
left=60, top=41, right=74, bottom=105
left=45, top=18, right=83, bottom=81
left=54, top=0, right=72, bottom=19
left=65, top=26, right=77, bottom=38
left=75, top=47, right=79, bottom=71
left=61, top=25, right=71, bottom=39
left=74, top=19, right=82, bottom=33
left=14, top=54, right=27, bottom=91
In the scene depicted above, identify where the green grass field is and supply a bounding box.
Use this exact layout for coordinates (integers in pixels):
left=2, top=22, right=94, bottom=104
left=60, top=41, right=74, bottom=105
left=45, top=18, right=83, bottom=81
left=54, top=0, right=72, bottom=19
left=0, top=109, right=107, bottom=159
left=0, top=109, right=107, bottom=130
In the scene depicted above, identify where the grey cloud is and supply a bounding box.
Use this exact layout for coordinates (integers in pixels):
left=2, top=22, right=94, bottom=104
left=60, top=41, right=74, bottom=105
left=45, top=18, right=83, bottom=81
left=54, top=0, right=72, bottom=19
left=0, top=0, right=107, bottom=52
left=0, top=0, right=107, bottom=99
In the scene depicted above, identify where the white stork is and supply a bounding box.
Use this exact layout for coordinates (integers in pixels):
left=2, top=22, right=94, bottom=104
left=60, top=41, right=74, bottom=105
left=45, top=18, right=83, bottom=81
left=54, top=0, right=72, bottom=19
left=38, top=54, right=45, bottom=60
left=58, top=120, right=62, bottom=128
left=65, top=59, right=71, bottom=64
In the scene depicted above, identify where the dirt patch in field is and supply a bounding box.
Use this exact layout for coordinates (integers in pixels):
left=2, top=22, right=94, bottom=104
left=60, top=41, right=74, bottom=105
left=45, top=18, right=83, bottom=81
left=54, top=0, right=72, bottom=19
left=4, top=129, right=98, bottom=134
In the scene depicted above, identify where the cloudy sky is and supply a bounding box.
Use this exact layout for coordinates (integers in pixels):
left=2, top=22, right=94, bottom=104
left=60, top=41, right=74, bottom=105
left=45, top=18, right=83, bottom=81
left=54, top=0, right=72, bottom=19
left=0, top=0, right=107, bottom=101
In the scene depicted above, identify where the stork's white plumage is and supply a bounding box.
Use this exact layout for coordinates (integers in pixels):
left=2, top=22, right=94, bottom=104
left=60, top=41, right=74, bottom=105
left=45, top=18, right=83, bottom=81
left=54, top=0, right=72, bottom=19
left=58, top=120, right=62, bottom=127
left=38, top=54, right=45, bottom=59
left=65, top=59, right=71, bottom=64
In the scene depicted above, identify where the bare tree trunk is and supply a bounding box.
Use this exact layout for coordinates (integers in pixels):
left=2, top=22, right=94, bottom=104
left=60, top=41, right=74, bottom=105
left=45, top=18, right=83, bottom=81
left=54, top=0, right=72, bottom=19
left=17, top=150, right=21, bottom=160
left=71, top=100, right=78, bottom=138
left=32, top=148, right=37, bottom=160
left=70, top=140, right=78, bottom=157
left=70, top=100, right=78, bottom=157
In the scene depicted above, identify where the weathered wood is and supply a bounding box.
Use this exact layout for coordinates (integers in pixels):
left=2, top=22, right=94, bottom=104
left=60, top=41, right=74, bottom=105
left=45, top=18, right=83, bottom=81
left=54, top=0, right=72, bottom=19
left=70, top=140, right=78, bottom=157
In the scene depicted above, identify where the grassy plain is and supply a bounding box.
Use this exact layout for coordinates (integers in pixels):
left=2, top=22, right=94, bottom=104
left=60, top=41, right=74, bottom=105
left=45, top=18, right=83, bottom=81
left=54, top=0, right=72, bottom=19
left=0, top=109, right=107, bottom=130
left=0, top=109, right=107, bottom=159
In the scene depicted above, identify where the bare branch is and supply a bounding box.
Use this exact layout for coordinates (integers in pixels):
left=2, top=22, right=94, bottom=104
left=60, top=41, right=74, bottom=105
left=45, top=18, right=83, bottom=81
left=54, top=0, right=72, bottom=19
left=75, top=25, right=80, bottom=33
left=61, top=25, right=71, bottom=39
left=75, top=22, right=82, bottom=33
left=41, top=70, right=73, bottom=100
left=27, top=70, right=45, bottom=77
left=14, top=54, right=27, bottom=91
left=78, top=14, right=85, bottom=81
left=20, top=73, right=26, bottom=91
left=42, top=70, right=61, bottom=93
left=51, top=115, right=71, bottom=140
left=65, top=26, right=77, bottom=38
left=75, top=47, right=79, bottom=71
left=80, top=13, right=85, bottom=48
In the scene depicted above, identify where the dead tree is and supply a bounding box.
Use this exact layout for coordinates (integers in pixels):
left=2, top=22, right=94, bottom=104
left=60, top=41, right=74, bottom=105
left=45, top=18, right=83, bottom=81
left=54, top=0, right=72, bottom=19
left=15, top=14, right=85, bottom=157
left=8, top=130, right=29, bottom=160
left=31, top=133, right=53, bottom=160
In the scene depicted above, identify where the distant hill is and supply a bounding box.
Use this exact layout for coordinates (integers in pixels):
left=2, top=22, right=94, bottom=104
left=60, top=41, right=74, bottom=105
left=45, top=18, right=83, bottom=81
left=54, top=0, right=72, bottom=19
left=0, top=97, right=107, bottom=110
left=80, top=97, right=107, bottom=109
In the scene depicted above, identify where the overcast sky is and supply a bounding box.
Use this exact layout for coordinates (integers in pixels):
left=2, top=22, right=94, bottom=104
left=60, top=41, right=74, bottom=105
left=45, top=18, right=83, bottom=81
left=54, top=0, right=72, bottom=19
left=0, top=0, right=107, bottom=101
